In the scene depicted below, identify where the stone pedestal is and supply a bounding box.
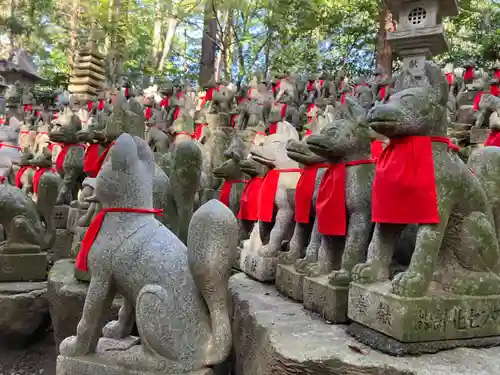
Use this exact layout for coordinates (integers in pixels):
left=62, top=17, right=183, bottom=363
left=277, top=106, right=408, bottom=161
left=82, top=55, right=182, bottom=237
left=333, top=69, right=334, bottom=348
left=67, top=207, right=87, bottom=232
left=239, top=248, right=277, bottom=282
left=302, top=275, right=349, bottom=323
left=470, top=128, right=489, bottom=144
left=275, top=264, right=304, bottom=302
left=458, top=106, right=475, bottom=124
left=0, top=281, right=49, bottom=347
left=53, top=205, right=70, bottom=229
left=229, top=273, right=500, bottom=375
left=47, top=259, right=122, bottom=351
left=0, top=252, right=47, bottom=282
left=347, top=281, right=500, bottom=355
left=48, top=229, right=75, bottom=265
left=56, top=337, right=214, bottom=375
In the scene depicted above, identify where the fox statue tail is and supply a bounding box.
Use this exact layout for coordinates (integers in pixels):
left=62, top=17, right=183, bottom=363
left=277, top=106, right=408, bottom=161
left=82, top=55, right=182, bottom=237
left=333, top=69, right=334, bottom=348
left=187, top=199, right=238, bottom=366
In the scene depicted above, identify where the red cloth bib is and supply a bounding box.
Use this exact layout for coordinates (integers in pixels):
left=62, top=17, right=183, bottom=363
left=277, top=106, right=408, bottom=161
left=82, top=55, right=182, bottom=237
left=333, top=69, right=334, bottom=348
left=340, top=92, right=351, bottom=104
left=379, top=86, right=386, bottom=100
left=219, top=180, right=248, bottom=207
left=84, top=143, right=102, bottom=177
left=237, top=176, right=264, bottom=220
left=98, top=99, right=105, bottom=110
left=55, top=144, right=85, bottom=173
left=307, top=81, right=314, bottom=91
left=491, top=84, right=499, bottom=97
left=23, top=104, right=33, bottom=113
left=485, top=129, right=500, bottom=146
left=295, top=164, right=329, bottom=223
left=316, top=159, right=375, bottom=235
left=160, top=97, right=169, bottom=108
left=87, top=102, right=93, bottom=111
left=258, top=168, right=302, bottom=222
left=144, top=107, right=153, bottom=120
left=269, top=122, right=278, bottom=135
left=372, top=136, right=450, bottom=224
left=193, top=123, right=208, bottom=140
left=281, top=103, right=288, bottom=118
left=89, top=142, right=115, bottom=177
left=495, top=71, right=500, bottom=80
left=473, top=92, right=486, bottom=111
left=33, top=167, right=56, bottom=194
left=305, top=129, right=313, bottom=136
left=75, top=207, right=163, bottom=272
left=371, top=140, right=385, bottom=159
left=173, top=107, right=181, bottom=120
left=15, top=166, right=32, bottom=188
left=445, top=73, right=454, bottom=85
left=231, top=114, right=237, bottom=128
left=463, top=67, right=474, bottom=81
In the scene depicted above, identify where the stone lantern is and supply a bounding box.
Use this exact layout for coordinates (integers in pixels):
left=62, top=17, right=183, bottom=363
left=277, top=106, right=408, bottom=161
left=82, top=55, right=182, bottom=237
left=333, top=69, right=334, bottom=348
left=385, top=0, right=459, bottom=76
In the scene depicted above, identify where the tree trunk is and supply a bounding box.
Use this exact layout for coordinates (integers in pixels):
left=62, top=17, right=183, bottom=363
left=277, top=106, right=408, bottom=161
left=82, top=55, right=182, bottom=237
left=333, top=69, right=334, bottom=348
left=376, top=1, right=394, bottom=77
left=69, top=0, right=80, bottom=68
left=214, top=8, right=230, bottom=82
left=150, top=0, right=163, bottom=72
left=158, top=8, right=178, bottom=72
left=199, top=0, right=218, bottom=86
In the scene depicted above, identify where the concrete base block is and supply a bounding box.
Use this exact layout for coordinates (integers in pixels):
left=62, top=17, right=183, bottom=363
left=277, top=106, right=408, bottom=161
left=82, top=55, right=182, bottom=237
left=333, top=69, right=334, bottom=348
left=229, top=273, right=500, bottom=375
left=275, top=264, right=304, bottom=302
left=56, top=337, right=215, bottom=375
left=0, top=281, right=49, bottom=347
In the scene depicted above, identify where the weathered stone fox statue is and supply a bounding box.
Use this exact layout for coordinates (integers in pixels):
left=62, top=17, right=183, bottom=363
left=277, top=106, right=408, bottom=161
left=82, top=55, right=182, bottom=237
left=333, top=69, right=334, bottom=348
left=59, top=133, right=239, bottom=374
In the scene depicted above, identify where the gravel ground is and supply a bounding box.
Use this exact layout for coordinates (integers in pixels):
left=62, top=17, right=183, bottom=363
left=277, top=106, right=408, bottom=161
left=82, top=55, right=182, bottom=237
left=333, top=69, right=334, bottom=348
left=0, top=333, right=56, bottom=375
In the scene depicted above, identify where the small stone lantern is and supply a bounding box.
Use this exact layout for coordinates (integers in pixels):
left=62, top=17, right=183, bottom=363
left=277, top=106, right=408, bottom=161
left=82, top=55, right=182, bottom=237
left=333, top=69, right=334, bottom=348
left=385, top=0, right=459, bottom=76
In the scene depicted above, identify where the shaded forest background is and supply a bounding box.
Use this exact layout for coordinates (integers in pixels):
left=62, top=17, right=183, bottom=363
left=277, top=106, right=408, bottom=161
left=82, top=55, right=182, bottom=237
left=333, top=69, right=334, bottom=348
left=0, top=0, right=499, bottom=88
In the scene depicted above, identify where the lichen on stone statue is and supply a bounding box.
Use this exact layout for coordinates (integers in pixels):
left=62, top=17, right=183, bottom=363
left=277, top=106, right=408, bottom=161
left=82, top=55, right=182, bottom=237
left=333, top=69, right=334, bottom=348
left=58, top=133, right=238, bottom=375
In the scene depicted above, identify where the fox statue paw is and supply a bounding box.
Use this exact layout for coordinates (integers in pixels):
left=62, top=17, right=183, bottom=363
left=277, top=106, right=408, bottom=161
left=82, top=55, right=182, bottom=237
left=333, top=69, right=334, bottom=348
left=391, top=271, right=428, bottom=297
left=352, top=261, right=388, bottom=284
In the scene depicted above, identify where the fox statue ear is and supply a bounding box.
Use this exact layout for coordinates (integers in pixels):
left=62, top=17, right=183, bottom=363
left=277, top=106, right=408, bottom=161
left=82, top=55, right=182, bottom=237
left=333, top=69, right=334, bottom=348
left=133, top=135, right=154, bottom=166
left=424, top=61, right=449, bottom=106
left=344, top=95, right=368, bottom=128
left=109, top=133, right=138, bottom=171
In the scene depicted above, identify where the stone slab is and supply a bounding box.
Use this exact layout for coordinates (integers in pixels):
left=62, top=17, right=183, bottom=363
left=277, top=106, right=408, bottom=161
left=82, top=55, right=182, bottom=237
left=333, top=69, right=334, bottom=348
left=0, top=252, right=47, bottom=282
left=348, top=282, right=500, bottom=343
left=0, top=281, right=49, bottom=347
left=69, top=76, right=104, bottom=89
left=72, top=61, right=105, bottom=74
left=470, top=128, right=489, bottom=144
left=348, top=322, right=500, bottom=356
left=48, top=229, right=74, bottom=265
left=48, top=259, right=122, bottom=351
left=239, top=248, right=276, bottom=282
left=275, top=264, right=304, bottom=302
left=57, top=337, right=214, bottom=375
left=68, top=84, right=98, bottom=95
left=229, top=273, right=500, bottom=375
left=53, top=205, right=70, bottom=229
left=71, top=69, right=106, bottom=81
left=303, top=274, right=348, bottom=323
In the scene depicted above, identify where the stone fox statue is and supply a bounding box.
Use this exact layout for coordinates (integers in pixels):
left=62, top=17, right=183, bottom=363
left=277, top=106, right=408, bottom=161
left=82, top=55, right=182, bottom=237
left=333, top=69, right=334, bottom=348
left=60, top=133, right=239, bottom=374
left=353, top=61, right=500, bottom=298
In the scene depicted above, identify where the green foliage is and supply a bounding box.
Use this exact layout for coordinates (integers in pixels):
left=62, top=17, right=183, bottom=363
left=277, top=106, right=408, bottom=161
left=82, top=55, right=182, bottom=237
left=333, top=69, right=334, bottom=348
left=1, top=0, right=499, bottom=86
